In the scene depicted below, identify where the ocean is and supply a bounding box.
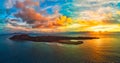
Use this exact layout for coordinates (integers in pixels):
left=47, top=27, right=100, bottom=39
left=0, top=32, right=120, bottom=63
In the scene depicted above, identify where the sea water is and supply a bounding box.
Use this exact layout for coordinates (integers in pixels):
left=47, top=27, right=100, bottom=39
left=0, top=32, right=120, bottom=63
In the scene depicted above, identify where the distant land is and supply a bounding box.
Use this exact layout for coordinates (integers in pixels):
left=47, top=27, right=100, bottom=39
left=9, top=34, right=99, bottom=45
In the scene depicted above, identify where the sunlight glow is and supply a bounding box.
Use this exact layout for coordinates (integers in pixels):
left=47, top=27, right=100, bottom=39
left=5, top=0, right=120, bottom=32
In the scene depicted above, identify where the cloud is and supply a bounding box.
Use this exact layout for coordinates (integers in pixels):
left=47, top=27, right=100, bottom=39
left=3, top=0, right=120, bottom=32
left=6, top=0, right=62, bottom=28
left=70, top=0, right=120, bottom=23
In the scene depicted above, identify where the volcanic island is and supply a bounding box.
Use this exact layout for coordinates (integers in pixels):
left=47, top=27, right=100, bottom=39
left=9, top=34, right=99, bottom=45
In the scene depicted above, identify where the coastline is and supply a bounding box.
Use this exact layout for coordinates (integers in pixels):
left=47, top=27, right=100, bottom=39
left=9, top=34, right=99, bottom=45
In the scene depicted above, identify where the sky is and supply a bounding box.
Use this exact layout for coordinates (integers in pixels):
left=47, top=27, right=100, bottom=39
left=1, top=0, right=120, bottom=32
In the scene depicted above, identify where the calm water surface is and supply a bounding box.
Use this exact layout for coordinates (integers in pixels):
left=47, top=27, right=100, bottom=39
left=0, top=32, right=120, bottom=63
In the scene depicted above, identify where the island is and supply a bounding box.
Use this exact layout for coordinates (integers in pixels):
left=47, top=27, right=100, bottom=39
left=9, top=34, right=99, bottom=45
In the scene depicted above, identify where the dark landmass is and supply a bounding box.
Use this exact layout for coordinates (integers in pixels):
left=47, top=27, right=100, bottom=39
left=9, top=34, right=99, bottom=45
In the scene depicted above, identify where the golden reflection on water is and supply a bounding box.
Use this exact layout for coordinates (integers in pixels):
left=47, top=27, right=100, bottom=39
left=79, top=32, right=117, bottom=62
